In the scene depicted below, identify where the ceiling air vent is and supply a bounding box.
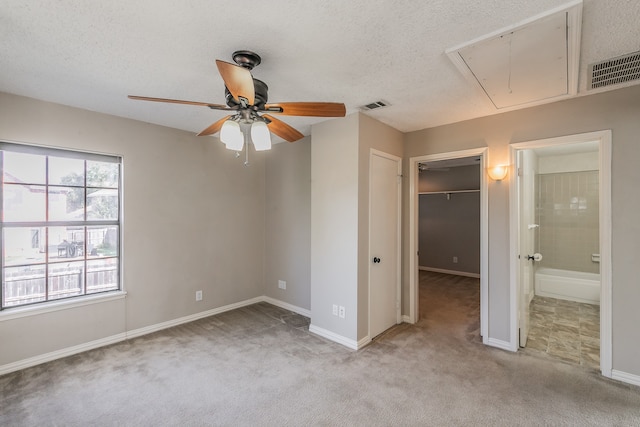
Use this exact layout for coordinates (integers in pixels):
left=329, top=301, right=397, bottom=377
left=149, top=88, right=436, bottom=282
left=588, top=51, right=640, bottom=90
left=360, top=100, right=390, bottom=111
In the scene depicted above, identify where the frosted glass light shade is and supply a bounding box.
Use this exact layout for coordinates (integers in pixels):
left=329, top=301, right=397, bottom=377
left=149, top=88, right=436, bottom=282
left=220, top=120, right=244, bottom=151
left=251, top=121, right=272, bottom=151
left=488, top=165, right=508, bottom=181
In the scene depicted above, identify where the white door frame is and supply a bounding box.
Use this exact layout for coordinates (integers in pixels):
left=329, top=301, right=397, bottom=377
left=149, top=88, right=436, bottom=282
left=368, top=149, right=402, bottom=340
left=408, top=148, right=489, bottom=341
left=508, top=130, right=612, bottom=377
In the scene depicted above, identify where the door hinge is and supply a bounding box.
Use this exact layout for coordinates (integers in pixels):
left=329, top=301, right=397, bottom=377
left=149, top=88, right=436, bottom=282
left=517, top=167, right=523, bottom=177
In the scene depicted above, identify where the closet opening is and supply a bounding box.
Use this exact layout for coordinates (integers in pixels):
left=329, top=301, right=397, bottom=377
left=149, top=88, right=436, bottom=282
left=416, top=155, right=482, bottom=340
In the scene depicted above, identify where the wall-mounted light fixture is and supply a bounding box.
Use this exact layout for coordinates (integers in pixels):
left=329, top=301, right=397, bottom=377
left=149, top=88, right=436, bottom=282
left=487, top=165, right=508, bottom=181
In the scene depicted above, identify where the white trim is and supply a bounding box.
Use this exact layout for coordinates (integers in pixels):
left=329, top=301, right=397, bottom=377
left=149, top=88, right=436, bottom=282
left=0, top=295, right=309, bottom=376
left=262, top=296, right=311, bottom=318
left=308, top=324, right=358, bottom=350
left=508, top=147, right=521, bottom=352
left=368, top=149, right=402, bottom=341
left=486, top=337, right=515, bottom=352
left=409, top=148, right=488, bottom=338
left=0, top=138, right=126, bottom=324
left=0, top=291, right=127, bottom=322
left=0, top=332, right=128, bottom=376
left=402, top=315, right=412, bottom=323
left=479, top=152, right=488, bottom=341
left=599, top=132, right=613, bottom=379
left=357, top=335, right=372, bottom=349
left=125, top=296, right=264, bottom=340
left=611, top=370, right=640, bottom=387
left=419, top=266, right=480, bottom=279
left=509, top=130, right=613, bottom=377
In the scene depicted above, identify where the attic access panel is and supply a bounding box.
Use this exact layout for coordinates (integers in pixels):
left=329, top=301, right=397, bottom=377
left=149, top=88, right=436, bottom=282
left=446, top=1, right=583, bottom=110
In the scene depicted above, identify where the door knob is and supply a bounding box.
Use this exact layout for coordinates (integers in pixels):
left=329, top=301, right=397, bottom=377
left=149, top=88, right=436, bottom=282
left=526, top=253, right=543, bottom=262
left=373, top=257, right=381, bottom=263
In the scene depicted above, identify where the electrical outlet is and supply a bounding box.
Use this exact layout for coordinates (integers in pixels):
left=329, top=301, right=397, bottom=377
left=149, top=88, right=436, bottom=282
left=278, top=280, right=286, bottom=290
left=195, top=290, right=203, bottom=301
left=332, top=304, right=338, bottom=316
left=339, top=306, right=345, bottom=318
left=453, top=256, right=458, bottom=263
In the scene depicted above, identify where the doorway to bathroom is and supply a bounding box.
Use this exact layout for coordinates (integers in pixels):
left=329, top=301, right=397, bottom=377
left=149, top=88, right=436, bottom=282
left=509, top=130, right=612, bottom=377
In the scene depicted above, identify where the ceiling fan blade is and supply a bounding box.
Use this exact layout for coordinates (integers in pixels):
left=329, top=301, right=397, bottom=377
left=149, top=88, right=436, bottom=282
left=128, top=95, right=230, bottom=110
left=197, top=115, right=232, bottom=136
left=215, top=60, right=255, bottom=106
left=263, top=114, right=304, bottom=143
left=264, top=102, right=346, bottom=117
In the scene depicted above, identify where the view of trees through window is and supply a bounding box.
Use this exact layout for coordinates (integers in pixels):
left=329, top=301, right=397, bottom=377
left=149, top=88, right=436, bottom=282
left=1, top=144, right=121, bottom=309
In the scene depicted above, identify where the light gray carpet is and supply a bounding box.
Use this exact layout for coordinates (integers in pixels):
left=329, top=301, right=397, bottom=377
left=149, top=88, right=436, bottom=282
left=2, top=271, right=640, bottom=426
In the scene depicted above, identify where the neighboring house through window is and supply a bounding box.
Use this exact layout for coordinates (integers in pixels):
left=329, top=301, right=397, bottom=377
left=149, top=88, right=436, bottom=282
left=0, top=142, right=121, bottom=309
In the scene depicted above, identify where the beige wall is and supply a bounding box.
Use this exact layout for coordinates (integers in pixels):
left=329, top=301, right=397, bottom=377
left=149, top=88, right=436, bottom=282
left=310, top=113, right=403, bottom=342
left=310, top=114, right=360, bottom=340
left=418, top=165, right=481, bottom=274
left=418, top=164, right=480, bottom=192
left=0, top=92, right=266, bottom=366
left=419, top=192, right=480, bottom=274
left=264, top=138, right=311, bottom=310
left=403, top=84, right=640, bottom=376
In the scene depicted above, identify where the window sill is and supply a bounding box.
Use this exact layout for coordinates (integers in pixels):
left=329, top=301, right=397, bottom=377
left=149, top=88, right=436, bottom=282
left=0, top=291, right=127, bottom=322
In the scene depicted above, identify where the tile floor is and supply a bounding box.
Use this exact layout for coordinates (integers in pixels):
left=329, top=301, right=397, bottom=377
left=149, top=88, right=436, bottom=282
left=524, top=295, right=600, bottom=370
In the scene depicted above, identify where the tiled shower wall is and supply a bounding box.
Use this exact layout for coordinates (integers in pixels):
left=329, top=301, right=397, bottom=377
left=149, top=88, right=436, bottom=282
left=536, top=171, right=600, bottom=274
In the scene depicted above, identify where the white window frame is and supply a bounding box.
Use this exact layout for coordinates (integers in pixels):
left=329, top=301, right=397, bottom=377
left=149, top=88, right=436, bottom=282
left=0, top=141, right=124, bottom=317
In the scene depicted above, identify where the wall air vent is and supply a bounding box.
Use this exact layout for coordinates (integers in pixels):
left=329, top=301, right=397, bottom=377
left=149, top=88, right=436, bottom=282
left=359, top=100, right=390, bottom=111
left=588, top=51, right=640, bottom=90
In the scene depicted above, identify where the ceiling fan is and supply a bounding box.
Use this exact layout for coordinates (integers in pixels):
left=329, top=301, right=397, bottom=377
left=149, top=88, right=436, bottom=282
left=128, top=50, right=346, bottom=152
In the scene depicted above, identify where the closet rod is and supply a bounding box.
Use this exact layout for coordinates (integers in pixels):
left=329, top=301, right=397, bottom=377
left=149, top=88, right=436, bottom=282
left=418, top=189, right=479, bottom=195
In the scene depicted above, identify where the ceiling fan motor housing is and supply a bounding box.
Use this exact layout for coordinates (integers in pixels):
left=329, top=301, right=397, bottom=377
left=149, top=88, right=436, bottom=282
left=225, top=78, right=268, bottom=109
left=232, top=50, right=261, bottom=70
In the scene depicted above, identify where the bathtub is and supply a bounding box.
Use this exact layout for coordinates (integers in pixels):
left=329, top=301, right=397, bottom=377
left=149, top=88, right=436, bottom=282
left=535, top=267, right=601, bottom=305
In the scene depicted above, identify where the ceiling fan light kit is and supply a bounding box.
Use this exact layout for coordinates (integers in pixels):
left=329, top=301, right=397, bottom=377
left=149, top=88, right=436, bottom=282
left=128, top=50, right=346, bottom=156
left=250, top=121, right=272, bottom=151
left=220, top=119, right=243, bottom=151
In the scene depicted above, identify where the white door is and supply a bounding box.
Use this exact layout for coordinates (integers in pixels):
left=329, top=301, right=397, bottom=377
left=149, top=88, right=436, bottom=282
left=369, top=150, right=401, bottom=339
left=518, top=150, right=537, bottom=347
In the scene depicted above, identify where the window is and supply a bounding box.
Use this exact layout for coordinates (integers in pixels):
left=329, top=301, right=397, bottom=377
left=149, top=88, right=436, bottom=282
left=1, top=142, right=121, bottom=310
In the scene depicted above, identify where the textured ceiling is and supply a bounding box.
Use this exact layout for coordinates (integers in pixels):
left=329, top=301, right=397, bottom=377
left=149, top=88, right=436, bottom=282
left=1, top=0, right=639, bottom=140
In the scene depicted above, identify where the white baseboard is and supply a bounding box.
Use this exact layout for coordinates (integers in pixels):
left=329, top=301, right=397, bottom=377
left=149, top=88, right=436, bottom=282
left=125, top=297, right=264, bottom=340
left=485, top=337, right=516, bottom=352
left=357, top=335, right=372, bottom=349
left=262, top=296, right=311, bottom=318
left=419, top=266, right=480, bottom=279
left=0, top=295, right=307, bottom=376
left=402, top=315, right=413, bottom=324
left=0, top=332, right=127, bottom=376
left=611, top=369, right=640, bottom=387
left=308, top=324, right=358, bottom=350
